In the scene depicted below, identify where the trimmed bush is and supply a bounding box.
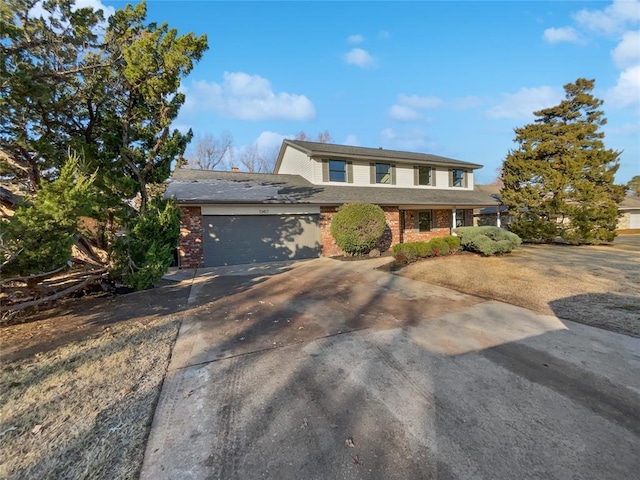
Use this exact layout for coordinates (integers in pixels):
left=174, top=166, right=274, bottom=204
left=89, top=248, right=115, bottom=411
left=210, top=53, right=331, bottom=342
left=392, top=235, right=460, bottom=264
left=392, top=243, right=418, bottom=263
left=330, top=203, right=386, bottom=255
left=414, top=242, right=433, bottom=258
left=453, top=226, right=521, bottom=256
left=443, top=235, right=461, bottom=252
left=428, top=238, right=450, bottom=256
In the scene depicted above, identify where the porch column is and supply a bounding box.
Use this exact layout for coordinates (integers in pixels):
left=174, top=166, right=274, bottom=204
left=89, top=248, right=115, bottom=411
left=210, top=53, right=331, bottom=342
left=451, top=208, right=457, bottom=235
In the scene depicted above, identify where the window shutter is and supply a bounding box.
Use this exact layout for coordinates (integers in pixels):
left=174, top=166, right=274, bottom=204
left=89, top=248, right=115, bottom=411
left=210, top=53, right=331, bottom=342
left=390, top=164, right=396, bottom=185
left=322, top=159, right=329, bottom=182
left=413, top=166, right=419, bottom=185
left=347, top=161, right=353, bottom=183
left=464, top=170, right=468, bottom=188
left=431, top=167, right=436, bottom=186
left=449, top=169, right=453, bottom=187
left=370, top=163, right=375, bottom=184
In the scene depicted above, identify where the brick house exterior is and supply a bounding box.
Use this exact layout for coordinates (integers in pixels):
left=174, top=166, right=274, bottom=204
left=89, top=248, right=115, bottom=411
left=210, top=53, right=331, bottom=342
left=167, top=140, right=499, bottom=267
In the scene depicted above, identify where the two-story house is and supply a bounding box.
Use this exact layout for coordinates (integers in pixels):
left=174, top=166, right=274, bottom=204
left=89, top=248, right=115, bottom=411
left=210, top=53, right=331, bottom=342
left=167, top=140, right=499, bottom=267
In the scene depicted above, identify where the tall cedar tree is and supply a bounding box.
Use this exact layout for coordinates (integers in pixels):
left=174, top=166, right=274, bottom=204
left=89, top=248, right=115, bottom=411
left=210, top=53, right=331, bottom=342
left=500, top=78, right=625, bottom=244
left=1, top=0, right=207, bottom=288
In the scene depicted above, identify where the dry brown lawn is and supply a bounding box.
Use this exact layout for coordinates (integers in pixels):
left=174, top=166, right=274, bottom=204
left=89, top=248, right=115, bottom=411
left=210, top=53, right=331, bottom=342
left=0, top=282, right=188, bottom=479
left=397, top=238, right=640, bottom=337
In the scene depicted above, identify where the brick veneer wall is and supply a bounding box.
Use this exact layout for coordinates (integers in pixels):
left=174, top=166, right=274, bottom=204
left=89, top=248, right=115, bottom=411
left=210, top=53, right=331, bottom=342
left=179, top=206, right=203, bottom=268
left=402, top=209, right=452, bottom=243
left=320, top=206, right=401, bottom=257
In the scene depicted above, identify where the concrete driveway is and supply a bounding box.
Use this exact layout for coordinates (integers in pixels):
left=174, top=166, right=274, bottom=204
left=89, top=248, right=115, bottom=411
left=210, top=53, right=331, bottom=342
left=141, top=258, right=640, bottom=480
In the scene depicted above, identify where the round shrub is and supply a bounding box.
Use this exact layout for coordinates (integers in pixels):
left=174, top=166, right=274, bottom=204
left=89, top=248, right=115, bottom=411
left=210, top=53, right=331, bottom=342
left=331, top=203, right=386, bottom=255
left=443, top=235, right=461, bottom=253
left=415, top=241, right=433, bottom=258
left=454, top=226, right=522, bottom=256
left=427, top=237, right=450, bottom=256
left=392, top=243, right=418, bottom=263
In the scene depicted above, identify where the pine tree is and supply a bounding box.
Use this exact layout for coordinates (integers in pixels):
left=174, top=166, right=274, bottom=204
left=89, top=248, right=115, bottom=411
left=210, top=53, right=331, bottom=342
left=501, top=78, right=626, bottom=244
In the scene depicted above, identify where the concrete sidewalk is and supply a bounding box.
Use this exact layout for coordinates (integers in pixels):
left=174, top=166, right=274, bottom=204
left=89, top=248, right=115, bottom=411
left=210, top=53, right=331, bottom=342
left=142, top=258, right=640, bottom=479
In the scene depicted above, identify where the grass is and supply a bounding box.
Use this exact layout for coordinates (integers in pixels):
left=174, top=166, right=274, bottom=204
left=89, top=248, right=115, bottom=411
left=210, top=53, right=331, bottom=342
left=397, top=242, right=640, bottom=337
left=0, top=314, right=181, bottom=479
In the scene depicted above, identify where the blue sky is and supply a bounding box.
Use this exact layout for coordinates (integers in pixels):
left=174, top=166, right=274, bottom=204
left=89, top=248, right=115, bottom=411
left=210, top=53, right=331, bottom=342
left=94, top=1, right=638, bottom=183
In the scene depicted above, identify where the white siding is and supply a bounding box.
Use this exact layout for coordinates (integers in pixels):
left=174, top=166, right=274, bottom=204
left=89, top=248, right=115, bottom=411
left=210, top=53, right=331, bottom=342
left=279, top=145, right=476, bottom=190
left=352, top=161, right=370, bottom=184
left=277, top=146, right=313, bottom=181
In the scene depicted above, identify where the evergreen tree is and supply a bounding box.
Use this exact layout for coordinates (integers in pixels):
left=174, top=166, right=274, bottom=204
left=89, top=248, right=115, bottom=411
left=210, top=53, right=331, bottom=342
left=501, top=78, right=626, bottom=244
left=1, top=0, right=207, bottom=290
left=627, top=175, right=640, bottom=197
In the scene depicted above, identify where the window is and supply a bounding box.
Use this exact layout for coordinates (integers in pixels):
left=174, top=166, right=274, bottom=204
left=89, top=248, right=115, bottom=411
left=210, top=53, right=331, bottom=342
left=329, top=160, right=346, bottom=182
left=418, top=211, right=432, bottom=232
left=418, top=166, right=432, bottom=185
left=452, top=169, right=465, bottom=187
left=455, top=209, right=465, bottom=228
left=376, top=163, right=391, bottom=184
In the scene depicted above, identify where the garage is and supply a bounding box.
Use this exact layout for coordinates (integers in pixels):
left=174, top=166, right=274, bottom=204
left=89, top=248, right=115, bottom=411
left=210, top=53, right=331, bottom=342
left=203, top=214, right=321, bottom=266
left=630, top=213, right=640, bottom=229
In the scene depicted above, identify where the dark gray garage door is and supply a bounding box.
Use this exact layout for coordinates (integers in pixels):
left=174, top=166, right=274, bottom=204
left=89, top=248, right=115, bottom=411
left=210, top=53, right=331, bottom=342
left=203, top=215, right=321, bottom=266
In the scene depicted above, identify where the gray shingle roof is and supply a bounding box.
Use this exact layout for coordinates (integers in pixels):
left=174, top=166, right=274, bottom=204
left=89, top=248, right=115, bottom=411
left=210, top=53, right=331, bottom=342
left=280, top=140, right=483, bottom=169
left=166, top=169, right=498, bottom=207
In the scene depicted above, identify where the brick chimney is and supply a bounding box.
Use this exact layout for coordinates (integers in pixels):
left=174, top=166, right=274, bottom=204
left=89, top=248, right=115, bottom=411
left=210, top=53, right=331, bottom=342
left=231, top=166, right=240, bottom=172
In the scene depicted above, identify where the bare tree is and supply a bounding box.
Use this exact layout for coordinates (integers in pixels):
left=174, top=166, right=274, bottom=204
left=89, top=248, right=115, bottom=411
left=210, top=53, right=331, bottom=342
left=238, top=144, right=269, bottom=173
left=186, top=131, right=233, bottom=170
left=294, top=130, right=333, bottom=143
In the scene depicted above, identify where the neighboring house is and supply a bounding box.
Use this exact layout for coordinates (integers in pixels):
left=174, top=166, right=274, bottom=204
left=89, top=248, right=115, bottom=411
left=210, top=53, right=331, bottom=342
left=166, top=140, right=499, bottom=267
left=473, top=184, right=511, bottom=227
left=618, top=196, right=640, bottom=232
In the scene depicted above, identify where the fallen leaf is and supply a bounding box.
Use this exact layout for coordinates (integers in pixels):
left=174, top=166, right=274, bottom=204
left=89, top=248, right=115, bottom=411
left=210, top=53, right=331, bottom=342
left=352, top=455, right=362, bottom=465
left=121, top=387, right=133, bottom=396
left=31, top=424, right=43, bottom=435
left=346, top=437, right=355, bottom=448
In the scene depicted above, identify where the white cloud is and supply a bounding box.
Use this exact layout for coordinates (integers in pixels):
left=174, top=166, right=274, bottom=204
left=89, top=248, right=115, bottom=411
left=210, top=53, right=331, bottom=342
left=543, top=26, right=582, bottom=44
left=344, top=48, right=376, bottom=68
left=574, top=0, right=640, bottom=36
left=388, top=105, right=423, bottom=121
left=183, top=72, right=316, bottom=121
left=387, top=94, right=444, bottom=121
left=606, top=65, right=640, bottom=108
left=398, top=94, right=444, bottom=109
left=379, top=127, right=432, bottom=151
left=344, top=134, right=359, bottom=146
left=347, top=34, right=364, bottom=44
left=29, top=0, right=115, bottom=19
left=254, top=131, right=290, bottom=153
left=488, top=86, right=564, bottom=119
left=74, top=0, right=116, bottom=16
left=612, top=30, right=640, bottom=68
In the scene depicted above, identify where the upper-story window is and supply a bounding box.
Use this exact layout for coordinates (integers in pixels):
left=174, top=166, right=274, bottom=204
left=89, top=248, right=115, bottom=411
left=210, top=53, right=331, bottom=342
left=375, top=163, right=391, bottom=184
left=451, top=169, right=466, bottom=187
left=415, top=166, right=434, bottom=186
left=329, top=160, right=347, bottom=182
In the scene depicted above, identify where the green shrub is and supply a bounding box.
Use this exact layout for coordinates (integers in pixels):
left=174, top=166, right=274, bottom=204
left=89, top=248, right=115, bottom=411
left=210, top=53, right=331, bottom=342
left=427, top=238, right=450, bottom=256
left=110, top=197, right=180, bottom=290
left=414, top=242, right=433, bottom=258
left=454, top=226, right=522, bottom=256
left=392, top=243, right=418, bottom=263
left=443, top=235, right=461, bottom=252
left=330, top=203, right=386, bottom=255
left=1, top=152, right=97, bottom=277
